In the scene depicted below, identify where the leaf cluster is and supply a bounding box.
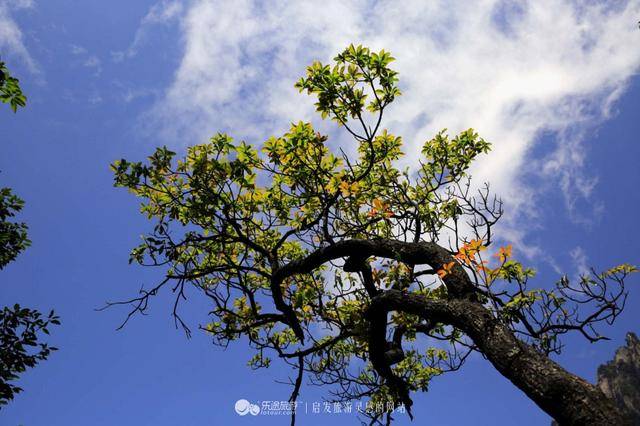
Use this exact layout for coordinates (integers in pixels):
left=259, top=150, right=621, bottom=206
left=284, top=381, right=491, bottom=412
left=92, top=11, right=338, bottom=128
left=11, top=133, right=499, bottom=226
left=0, top=305, right=60, bottom=406
left=0, top=188, right=31, bottom=270
left=0, top=60, right=27, bottom=113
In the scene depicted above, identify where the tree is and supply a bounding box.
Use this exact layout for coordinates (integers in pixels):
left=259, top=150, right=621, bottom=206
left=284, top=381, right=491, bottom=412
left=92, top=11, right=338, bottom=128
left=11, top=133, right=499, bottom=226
left=0, top=60, right=59, bottom=407
left=110, top=45, right=636, bottom=425
left=0, top=188, right=59, bottom=408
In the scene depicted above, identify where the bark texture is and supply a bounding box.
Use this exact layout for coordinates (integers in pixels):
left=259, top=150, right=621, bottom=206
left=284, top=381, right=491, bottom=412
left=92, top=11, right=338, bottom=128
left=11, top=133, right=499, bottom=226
left=369, top=290, right=631, bottom=425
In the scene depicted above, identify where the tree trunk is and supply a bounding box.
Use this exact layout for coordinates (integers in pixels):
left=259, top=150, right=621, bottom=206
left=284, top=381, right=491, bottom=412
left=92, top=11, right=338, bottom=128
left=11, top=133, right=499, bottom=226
left=369, top=290, right=631, bottom=425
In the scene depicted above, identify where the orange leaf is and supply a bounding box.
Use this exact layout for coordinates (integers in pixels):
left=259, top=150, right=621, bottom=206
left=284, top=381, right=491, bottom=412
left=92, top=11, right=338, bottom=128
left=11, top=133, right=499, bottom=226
left=495, top=244, right=512, bottom=263
left=438, top=261, right=456, bottom=278
left=339, top=181, right=351, bottom=196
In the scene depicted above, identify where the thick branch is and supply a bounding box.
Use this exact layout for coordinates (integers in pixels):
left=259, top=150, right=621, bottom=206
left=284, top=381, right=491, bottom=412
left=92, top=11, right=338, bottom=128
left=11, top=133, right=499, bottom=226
left=368, top=290, right=631, bottom=425
left=274, top=239, right=476, bottom=298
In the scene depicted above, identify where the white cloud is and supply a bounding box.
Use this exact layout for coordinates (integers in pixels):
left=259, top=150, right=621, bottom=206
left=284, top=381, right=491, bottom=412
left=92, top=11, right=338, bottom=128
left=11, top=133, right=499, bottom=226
left=570, top=246, right=590, bottom=276
left=122, top=87, right=155, bottom=103
left=144, top=0, right=640, bottom=254
left=69, top=44, right=103, bottom=77
left=142, top=0, right=183, bottom=24
left=0, top=0, right=37, bottom=72
left=112, top=0, right=184, bottom=61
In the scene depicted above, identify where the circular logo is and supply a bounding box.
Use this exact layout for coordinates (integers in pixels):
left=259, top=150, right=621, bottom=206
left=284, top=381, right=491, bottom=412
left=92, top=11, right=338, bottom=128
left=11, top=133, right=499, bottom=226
left=235, top=399, right=251, bottom=416
left=249, top=404, right=260, bottom=416
left=235, top=399, right=261, bottom=416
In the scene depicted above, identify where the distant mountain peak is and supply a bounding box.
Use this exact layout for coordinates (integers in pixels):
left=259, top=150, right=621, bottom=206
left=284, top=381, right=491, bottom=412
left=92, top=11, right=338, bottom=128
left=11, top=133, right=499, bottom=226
left=551, top=333, right=639, bottom=425
left=596, top=332, right=640, bottom=424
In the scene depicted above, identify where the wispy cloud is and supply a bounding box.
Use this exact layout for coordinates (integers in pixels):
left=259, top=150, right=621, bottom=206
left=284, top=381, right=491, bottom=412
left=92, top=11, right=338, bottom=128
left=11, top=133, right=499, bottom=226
left=141, top=0, right=640, bottom=255
left=570, top=246, right=590, bottom=276
left=569, top=246, right=590, bottom=280
left=112, top=0, right=183, bottom=62
left=0, top=0, right=37, bottom=72
left=69, top=44, right=103, bottom=77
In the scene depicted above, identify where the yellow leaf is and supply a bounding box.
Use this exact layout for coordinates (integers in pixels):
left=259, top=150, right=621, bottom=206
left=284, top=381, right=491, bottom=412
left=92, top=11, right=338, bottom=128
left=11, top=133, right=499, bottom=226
left=350, top=181, right=360, bottom=195
left=339, top=180, right=351, bottom=197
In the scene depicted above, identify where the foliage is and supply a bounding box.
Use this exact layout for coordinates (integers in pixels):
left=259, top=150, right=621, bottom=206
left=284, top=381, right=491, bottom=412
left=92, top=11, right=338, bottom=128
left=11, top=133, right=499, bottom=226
left=111, top=44, right=636, bottom=424
left=0, top=60, right=27, bottom=113
left=0, top=187, right=31, bottom=270
left=0, top=305, right=59, bottom=406
left=0, top=62, right=59, bottom=409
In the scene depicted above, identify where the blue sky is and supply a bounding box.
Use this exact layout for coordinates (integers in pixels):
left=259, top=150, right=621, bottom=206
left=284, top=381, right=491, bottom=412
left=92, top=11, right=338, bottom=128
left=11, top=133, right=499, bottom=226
left=1, top=1, right=639, bottom=425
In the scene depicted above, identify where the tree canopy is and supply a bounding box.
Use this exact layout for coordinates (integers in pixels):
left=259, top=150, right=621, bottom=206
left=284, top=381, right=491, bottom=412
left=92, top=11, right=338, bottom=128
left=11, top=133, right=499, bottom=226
left=0, top=61, right=59, bottom=408
left=111, top=45, right=636, bottom=425
left=0, top=186, right=59, bottom=407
